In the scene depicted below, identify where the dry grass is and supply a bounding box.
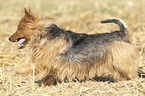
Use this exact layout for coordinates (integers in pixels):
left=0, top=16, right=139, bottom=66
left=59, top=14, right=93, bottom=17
left=0, top=0, right=145, bottom=95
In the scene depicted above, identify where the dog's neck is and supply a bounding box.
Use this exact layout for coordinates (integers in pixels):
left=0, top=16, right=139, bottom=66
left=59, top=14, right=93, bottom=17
left=26, top=20, right=68, bottom=73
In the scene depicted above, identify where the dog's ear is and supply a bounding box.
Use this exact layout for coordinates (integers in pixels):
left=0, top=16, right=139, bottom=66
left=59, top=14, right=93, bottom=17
left=24, top=8, right=30, bottom=16
left=24, top=8, right=38, bottom=20
left=28, top=8, right=33, bottom=15
left=28, top=8, right=32, bottom=13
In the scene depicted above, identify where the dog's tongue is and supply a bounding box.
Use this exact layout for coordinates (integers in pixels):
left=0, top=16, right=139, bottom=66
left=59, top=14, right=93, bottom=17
left=18, top=38, right=25, bottom=48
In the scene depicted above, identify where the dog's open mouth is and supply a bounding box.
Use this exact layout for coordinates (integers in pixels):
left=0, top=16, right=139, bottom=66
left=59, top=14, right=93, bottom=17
left=17, top=37, right=26, bottom=49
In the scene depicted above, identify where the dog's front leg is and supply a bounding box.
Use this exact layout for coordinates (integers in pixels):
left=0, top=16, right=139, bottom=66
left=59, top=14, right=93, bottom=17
left=35, top=74, right=57, bottom=86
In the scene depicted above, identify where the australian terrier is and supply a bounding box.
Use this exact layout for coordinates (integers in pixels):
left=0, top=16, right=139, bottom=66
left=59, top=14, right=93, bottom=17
left=9, top=8, right=139, bottom=86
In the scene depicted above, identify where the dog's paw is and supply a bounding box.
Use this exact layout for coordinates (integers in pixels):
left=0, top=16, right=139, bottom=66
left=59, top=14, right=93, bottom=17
left=35, top=74, right=56, bottom=87
left=15, top=68, right=30, bottom=75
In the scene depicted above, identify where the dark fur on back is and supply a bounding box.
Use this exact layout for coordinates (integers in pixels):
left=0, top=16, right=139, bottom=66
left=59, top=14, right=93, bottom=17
left=45, top=24, right=129, bottom=64
left=65, top=31, right=129, bottom=63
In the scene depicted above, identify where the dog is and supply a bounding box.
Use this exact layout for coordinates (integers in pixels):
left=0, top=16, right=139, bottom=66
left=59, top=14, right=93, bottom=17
left=9, top=8, right=139, bottom=86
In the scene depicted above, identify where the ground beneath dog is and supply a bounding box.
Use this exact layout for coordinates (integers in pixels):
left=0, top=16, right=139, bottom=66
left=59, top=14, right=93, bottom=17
left=1, top=64, right=145, bottom=96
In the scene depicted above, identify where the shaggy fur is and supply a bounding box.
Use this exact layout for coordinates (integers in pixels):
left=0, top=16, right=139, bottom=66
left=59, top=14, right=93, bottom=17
left=9, top=8, right=139, bottom=86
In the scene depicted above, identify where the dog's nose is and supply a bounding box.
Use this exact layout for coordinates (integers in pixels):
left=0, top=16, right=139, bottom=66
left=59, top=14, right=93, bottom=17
left=9, top=37, right=12, bottom=41
left=9, top=37, right=16, bottom=42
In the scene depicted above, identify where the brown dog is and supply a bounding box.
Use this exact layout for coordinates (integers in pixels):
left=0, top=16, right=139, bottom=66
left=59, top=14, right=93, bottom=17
left=9, top=8, right=139, bottom=86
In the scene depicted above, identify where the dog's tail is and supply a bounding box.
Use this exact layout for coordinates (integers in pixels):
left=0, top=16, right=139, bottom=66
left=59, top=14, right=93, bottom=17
left=101, top=17, right=127, bottom=32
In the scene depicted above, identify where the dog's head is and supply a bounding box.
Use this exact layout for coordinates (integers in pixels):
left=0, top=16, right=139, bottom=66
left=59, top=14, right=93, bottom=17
left=9, top=8, right=39, bottom=49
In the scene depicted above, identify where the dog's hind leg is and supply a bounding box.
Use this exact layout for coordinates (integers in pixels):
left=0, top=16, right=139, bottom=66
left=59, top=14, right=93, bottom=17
left=108, top=41, right=139, bottom=81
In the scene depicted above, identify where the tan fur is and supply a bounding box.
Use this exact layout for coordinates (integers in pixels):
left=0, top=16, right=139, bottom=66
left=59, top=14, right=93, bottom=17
left=109, top=41, right=139, bottom=80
